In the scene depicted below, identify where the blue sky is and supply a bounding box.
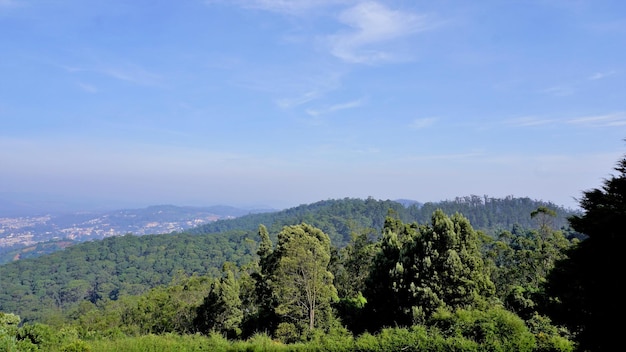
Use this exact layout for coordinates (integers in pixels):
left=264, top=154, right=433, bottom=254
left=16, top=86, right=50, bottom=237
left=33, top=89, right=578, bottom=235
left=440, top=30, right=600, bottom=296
left=1, top=0, right=625, bottom=211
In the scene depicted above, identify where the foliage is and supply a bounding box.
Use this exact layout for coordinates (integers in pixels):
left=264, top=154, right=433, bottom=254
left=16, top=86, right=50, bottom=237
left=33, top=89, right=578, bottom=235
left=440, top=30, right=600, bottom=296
left=263, top=223, right=338, bottom=335
left=0, top=196, right=578, bottom=325
left=0, top=196, right=586, bottom=351
left=541, top=151, right=626, bottom=352
left=525, top=314, right=574, bottom=352
left=429, top=307, right=537, bottom=352
left=189, top=196, right=578, bottom=247
left=483, top=211, right=575, bottom=319
left=194, top=264, right=243, bottom=339
left=364, top=211, right=495, bottom=329
left=0, top=231, right=255, bottom=322
left=71, top=273, right=213, bottom=337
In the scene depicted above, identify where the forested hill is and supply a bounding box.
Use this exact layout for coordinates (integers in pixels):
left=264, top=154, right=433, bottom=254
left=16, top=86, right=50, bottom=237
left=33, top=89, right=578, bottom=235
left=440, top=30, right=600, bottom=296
left=186, top=195, right=580, bottom=246
left=414, top=195, right=578, bottom=232
left=0, top=195, right=580, bottom=323
left=186, top=198, right=406, bottom=246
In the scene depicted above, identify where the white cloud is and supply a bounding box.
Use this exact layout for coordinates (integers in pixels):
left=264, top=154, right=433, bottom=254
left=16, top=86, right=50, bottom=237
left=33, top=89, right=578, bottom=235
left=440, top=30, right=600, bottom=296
left=588, top=19, right=626, bottom=33
left=62, top=62, right=162, bottom=87
left=102, top=65, right=161, bottom=86
left=505, top=116, right=554, bottom=127
left=272, top=70, right=344, bottom=109
left=276, top=90, right=320, bottom=109
left=541, top=85, right=574, bottom=97
left=306, top=99, right=363, bottom=116
left=588, top=70, right=617, bottom=80
left=77, top=82, right=98, bottom=93
left=409, top=117, right=437, bottom=129
left=327, top=1, right=435, bottom=64
left=568, top=112, right=626, bottom=127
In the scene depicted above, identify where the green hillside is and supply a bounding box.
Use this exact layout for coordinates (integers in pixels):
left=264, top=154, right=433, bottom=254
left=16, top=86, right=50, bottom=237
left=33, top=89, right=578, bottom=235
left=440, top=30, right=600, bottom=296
left=0, top=196, right=580, bottom=325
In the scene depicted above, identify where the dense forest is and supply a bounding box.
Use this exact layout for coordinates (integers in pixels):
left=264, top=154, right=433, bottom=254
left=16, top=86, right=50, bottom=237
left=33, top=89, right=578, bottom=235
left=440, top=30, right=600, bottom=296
left=1, top=150, right=622, bottom=352
left=187, top=195, right=578, bottom=245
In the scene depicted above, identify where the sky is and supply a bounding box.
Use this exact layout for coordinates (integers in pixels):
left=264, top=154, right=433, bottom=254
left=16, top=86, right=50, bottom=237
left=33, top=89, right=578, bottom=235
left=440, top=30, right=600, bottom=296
left=1, top=0, right=625, bottom=211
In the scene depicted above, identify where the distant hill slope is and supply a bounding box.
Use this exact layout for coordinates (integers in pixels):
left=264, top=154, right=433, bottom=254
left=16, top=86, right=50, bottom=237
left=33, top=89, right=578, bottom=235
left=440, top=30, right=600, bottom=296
left=186, top=197, right=408, bottom=245
left=0, top=231, right=257, bottom=323
left=187, top=195, right=579, bottom=246
left=0, top=195, right=581, bottom=323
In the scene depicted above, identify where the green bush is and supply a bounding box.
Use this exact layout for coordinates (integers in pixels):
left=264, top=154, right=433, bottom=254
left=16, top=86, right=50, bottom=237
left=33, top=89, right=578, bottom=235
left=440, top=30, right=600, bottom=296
left=17, top=323, right=58, bottom=348
left=526, top=314, right=574, bottom=352
left=430, top=307, right=536, bottom=352
left=61, top=339, right=91, bottom=352
left=313, top=329, right=354, bottom=352
left=378, top=327, right=418, bottom=351
left=354, top=332, right=379, bottom=352
left=275, top=323, right=300, bottom=344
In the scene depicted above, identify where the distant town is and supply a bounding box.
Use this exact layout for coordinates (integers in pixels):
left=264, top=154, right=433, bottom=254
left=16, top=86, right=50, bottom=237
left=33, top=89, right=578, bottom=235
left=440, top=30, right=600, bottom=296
left=0, top=205, right=247, bottom=250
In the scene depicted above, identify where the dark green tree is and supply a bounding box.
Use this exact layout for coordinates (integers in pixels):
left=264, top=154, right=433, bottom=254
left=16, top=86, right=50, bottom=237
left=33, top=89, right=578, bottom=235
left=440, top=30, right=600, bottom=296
left=363, top=216, right=417, bottom=329
left=331, top=230, right=378, bottom=334
left=249, top=224, right=279, bottom=335
left=542, top=152, right=626, bottom=352
left=332, top=231, right=378, bottom=299
left=365, top=211, right=495, bottom=330
left=194, top=263, right=243, bottom=339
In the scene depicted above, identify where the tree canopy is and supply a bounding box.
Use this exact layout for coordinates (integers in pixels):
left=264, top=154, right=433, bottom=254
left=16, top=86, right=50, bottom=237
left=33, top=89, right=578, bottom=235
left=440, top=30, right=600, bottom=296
left=541, top=151, right=626, bottom=352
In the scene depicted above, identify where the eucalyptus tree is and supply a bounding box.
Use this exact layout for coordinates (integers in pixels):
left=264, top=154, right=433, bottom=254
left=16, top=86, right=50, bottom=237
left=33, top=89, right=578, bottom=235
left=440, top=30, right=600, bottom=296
left=269, top=223, right=338, bottom=332
left=253, top=223, right=338, bottom=339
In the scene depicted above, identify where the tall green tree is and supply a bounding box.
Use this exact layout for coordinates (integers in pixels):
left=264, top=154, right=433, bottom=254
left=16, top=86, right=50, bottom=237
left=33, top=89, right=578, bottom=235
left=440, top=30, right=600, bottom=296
left=249, top=224, right=278, bottom=335
left=542, top=152, right=626, bottom=352
left=363, top=216, right=417, bottom=328
left=332, top=231, right=378, bottom=299
left=194, top=263, right=243, bottom=339
left=264, top=223, right=338, bottom=333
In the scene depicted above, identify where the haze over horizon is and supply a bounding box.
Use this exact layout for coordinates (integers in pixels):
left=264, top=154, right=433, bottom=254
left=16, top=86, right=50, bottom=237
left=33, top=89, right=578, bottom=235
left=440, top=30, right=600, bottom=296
left=2, top=1, right=625, bottom=212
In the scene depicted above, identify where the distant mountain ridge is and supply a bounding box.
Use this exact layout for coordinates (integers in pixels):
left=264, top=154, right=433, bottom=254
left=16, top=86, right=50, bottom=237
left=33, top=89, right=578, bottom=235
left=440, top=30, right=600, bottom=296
left=0, top=204, right=276, bottom=263
left=0, top=195, right=579, bottom=265
left=186, top=195, right=579, bottom=247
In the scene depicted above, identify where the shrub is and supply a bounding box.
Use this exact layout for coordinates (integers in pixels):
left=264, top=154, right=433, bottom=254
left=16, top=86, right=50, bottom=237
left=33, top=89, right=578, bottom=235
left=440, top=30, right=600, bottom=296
left=354, top=332, right=379, bottom=352
left=61, top=340, right=91, bottom=352
left=430, top=307, right=536, bottom=352
left=275, top=323, right=300, bottom=344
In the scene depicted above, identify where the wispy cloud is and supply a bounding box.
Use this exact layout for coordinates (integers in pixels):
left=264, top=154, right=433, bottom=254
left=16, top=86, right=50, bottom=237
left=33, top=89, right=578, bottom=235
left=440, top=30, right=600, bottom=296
left=588, top=70, right=617, bottom=80
left=541, top=85, right=574, bottom=97
left=62, top=63, right=162, bottom=86
left=588, top=19, right=626, bottom=33
left=305, top=98, right=363, bottom=116
left=403, top=151, right=485, bottom=162
left=505, top=116, right=554, bottom=127
left=327, top=2, right=437, bottom=64
left=101, top=65, right=161, bottom=86
left=77, top=82, right=98, bottom=93
left=276, top=90, right=321, bottom=109
left=504, top=112, right=626, bottom=128
left=272, top=70, right=344, bottom=109
left=568, top=112, right=626, bottom=127
left=409, top=117, right=437, bottom=129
